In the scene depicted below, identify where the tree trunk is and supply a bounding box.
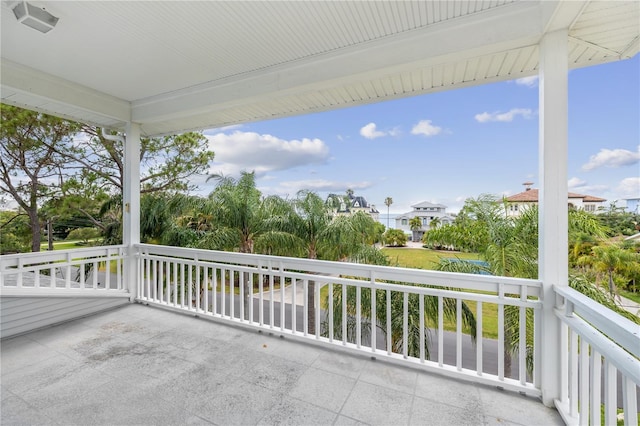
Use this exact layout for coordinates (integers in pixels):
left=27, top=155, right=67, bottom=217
left=47, top=218, right=54, bottom=251
left=28, top=208, right=41, bottom=252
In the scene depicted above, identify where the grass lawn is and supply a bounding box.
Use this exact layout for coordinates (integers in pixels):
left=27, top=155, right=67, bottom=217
left=40, top=239, right=99, bottom=251
left=381, top=247, right=481, bottom=270
left=318, top=248, right=502, bottom=339
left=619, top=289, right=640, bottom=304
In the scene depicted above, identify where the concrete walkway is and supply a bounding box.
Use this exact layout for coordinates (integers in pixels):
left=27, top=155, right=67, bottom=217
left=1, top=304, right=563, bottom=426
left=618, top=294, right=640, bottom=316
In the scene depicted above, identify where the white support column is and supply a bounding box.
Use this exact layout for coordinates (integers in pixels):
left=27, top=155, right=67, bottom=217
left=123, top=122, right=141, bottom=302
left=538, top=29, right=569, bottom=407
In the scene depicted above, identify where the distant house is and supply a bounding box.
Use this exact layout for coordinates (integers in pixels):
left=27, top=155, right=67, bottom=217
left=505, top=184, right=606, bottom=217
left=328, top=193, right=380, bottom=221
left=395, top=201, right=454, bottom=242
left=625, top=197, right=640, bottom=214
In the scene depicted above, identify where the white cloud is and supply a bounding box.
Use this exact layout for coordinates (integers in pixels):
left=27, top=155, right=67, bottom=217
left=568, top=177, right=587, bottom=189
left=617, top=177, right=640, bottom=199
left=411, top=120, right=442, bottom=137
left=206, top=131, right=329, bottom=176
left=581, top=147, right=640, bottom=171
left=360, top=122, right=386, bottom=139
left=474, top=108, right=533, bottom=123
left=278, top=179, right=373, bottom=193
left=515, top=76, right=538, bottom=87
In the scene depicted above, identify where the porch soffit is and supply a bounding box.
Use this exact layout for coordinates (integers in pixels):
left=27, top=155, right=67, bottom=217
left=1, top=1, right=638, bottom=137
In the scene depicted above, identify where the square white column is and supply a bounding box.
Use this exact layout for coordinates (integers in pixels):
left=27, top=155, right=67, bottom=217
left=538, top=29, right=569, bottom=407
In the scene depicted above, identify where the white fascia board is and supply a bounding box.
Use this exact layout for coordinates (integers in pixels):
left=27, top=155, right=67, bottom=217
left=132, top=1, right=545, bottom=124
left=1, top=59, right=130, bottom=127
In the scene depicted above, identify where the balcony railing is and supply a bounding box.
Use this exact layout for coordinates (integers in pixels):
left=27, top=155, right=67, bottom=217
left=135, top=243, right=543, bottom=395
left=1, top=244, right=638, bottom=426
left=554, top=286, right=639, bottom=426
left=0, top=245, right=126, bottom=292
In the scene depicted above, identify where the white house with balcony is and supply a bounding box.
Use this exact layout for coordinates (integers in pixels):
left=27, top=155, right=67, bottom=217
left=1, top=2, right=639, bottom=425
left=395, top=201, right=454, bottom=241
left=505, top=186, right=606, bottom=217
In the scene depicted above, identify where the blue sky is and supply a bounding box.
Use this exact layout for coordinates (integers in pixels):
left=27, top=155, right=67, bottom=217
left=200, top=56, right=639, bottom=215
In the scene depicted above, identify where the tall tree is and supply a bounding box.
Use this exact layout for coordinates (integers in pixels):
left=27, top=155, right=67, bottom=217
left=409, top=216, right=422, bottom=242
left=384, top=197, right=393, bottom=229
left=0, top=105, right=80, bottom=251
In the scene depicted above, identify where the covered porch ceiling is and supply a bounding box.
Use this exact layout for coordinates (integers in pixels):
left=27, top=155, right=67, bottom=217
left=1, top=1, right=638, bottom=137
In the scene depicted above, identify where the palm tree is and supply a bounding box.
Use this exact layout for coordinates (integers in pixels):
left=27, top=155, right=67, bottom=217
left=384, top=197, right=393, bottom=229
left=257, top=190, right=387, bottom=333
left=409, top=216, right=422, bottom=242
left=577, top=244, right=639, bottom=296
left=429, top=217, right=440, bottom=229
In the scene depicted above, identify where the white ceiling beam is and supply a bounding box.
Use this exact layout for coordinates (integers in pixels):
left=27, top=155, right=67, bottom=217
left=0, top=60, right=131, bottom=126
left=132, top=1, right=546, bottom=124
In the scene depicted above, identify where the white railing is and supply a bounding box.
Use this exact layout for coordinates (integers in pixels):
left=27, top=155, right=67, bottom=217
left=0, top=246, right=126, bottom=294
left=554, top=286, right=640, bottom=426
left=136, top=243, right=543, bottom=394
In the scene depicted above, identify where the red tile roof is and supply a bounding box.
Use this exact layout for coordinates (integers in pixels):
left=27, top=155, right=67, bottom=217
left=505, top=189, right=606, bottom=203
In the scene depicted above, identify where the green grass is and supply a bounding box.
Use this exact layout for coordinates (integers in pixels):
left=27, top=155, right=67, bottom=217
left=39, top=239, right=100, bottom=251
left=318, top=248, right=502, bottom=338
left=619, top=289, right=640, bottom=304
left=381, top=247, right=481, bottom=270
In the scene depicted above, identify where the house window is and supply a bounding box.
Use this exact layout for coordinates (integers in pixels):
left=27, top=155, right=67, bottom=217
left=422, top=218, right=428, bottom=225
left=402, top=219, right=407, bottom=225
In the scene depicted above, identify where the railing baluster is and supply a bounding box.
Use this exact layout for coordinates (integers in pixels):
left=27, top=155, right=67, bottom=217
left=259, top=262, right=264, bottom=327
left=476, top=301, right=483, bottom=375
left=356, top=286, right=362, bottom=349
left=519, top=287, right=527, bottom=385
left=498, top=285, right=504, bottom=381
left=248, top=269, right=253, bottom=323
left=386, top=290, right=391, bottom=356
left=188, top=264, right=193, bottom=311
left=560, top=322, right=569, bottom=404
left=589, top=350, right=601, bottom=426
left=623, top=376, right=638, bottom=426
left=570, top=330, right=579, bottom=418
left=230, top=270, right=235, bottom=319
left=65, top=253, right=71, bottom=289
left=279, top=265, right=285, bottom=331
left=329, top=283, right=334, bottom=343
left=438, top=296, right=443, bottom=367
left=203, top=266, right=209, bottom=314
left=371, top=276, right=376, bottom=353
left=578, top=338, right=589, bottom=426
left=173, top=261, right=178, bottom=307
left=604, top=360, right=617, bottom=425
left=341, top=283, right=346, bottom=345
left=303, top=279, right=308, bottom=336
left=402, top=292, right=408, bottom=359
left=315, top=279, right=320, bottom=339
left=291, top=277, right=296, bottom=333
left=221, top=268, right=226, bottom=317
left=269, top=266, right=274, bottom=328
left=456, top=298, right=462, bottom=371
left=212, top=266, right=217, bottom=315
left=419, top=294, right=425, bottom=363
left=166, top=261, right=171, bottom=304
left=158, top=259, right=164, bottom=301
left=106, top=251, right=111, bottom=290
left=239, top=269, right=244, bottom=321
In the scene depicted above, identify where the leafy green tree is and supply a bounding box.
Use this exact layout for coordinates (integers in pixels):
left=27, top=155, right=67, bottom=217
left=0, top=105, right=81, bottom=252
left=409, top=216, right=422, bottom=242
left=66, top=227, right=100, bottom=245
left=429, top=217, right=441, bottom=229
left=577, top=244, right=640, bottom=296
left=0, top=210, right=31, bottom=254
left=383, top=228, right=408, bottom=246
left=256, top=190, right=388, bottom=332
